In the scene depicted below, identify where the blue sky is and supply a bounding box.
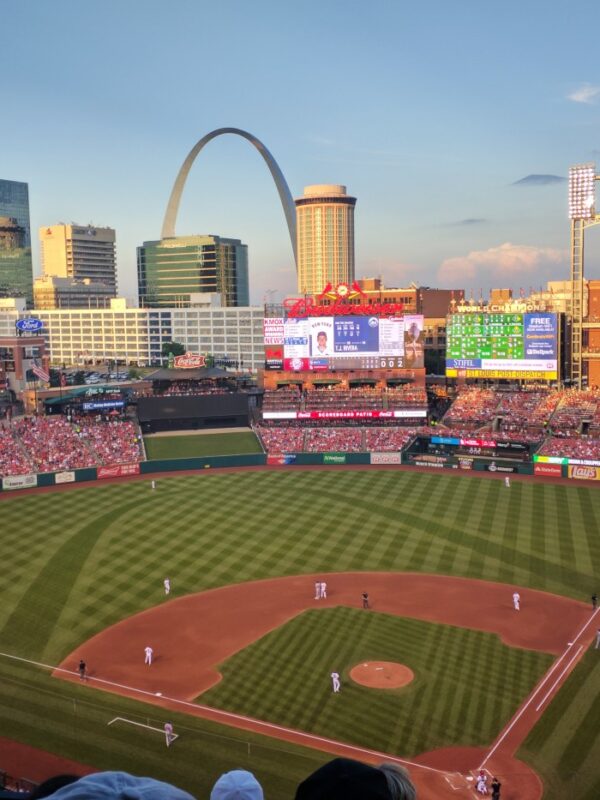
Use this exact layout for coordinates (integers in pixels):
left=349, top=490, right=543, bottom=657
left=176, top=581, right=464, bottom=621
left=3, top=0, right=600, bottom=303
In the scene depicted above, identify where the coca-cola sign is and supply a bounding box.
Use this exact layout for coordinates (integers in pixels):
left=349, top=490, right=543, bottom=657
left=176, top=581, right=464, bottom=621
left=173, top=353, right=206, bottom=369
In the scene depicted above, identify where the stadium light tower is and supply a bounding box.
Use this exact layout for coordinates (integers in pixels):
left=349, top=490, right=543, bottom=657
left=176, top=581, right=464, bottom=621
left=569, top=163, right=600, bottom=387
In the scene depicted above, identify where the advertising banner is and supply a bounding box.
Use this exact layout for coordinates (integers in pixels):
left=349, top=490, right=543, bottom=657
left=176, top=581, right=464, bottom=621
left=55, top=471, right=76, bottom=484
left=263, top=409, right=426, bottom=421
left=97, top=463, right=140, bottom=480
left=484, top=463, right=518, bottom=473
left=534, top=463, right=562, bottom=477
left=457, top=457, right=474, bottom=470
left=406, top=453, right=450, bottom=468
left=534, top=455, right=568, bottom=465
left=568, top=465, right=600, bottom=481
left=82, top=400, right=125, bottom=411
left=323, top=454, right=347, bottom=464
left=2, top=473, right=38, bottom=490
left=173, top=353, right=206, bottom=369
left=370, top=452, right=402, bottom=465
left=266, top=454, right=297, bottom=465
left=263, top=318, right=285, bottom=345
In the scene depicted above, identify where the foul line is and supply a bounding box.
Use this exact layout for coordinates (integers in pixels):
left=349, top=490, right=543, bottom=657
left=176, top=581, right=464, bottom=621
left=108, top=716, right=179, bottom=741
left=479, top=608, right=599, bottom=769
left=0, top=650, right=446, bottom=777
left=535, top=646, right=583, bottom=712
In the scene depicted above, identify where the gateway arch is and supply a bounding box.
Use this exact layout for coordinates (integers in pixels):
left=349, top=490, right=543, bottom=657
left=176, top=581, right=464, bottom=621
left=161, top=127, right=297, bottom=267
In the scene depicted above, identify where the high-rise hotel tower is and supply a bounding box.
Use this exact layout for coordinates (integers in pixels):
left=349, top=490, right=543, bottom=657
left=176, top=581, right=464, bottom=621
left=295, top=184, right=356, bottom=295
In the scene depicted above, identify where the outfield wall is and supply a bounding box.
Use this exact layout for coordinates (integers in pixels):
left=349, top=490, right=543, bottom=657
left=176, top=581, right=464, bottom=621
left=2, top=450, right=578, bottom=493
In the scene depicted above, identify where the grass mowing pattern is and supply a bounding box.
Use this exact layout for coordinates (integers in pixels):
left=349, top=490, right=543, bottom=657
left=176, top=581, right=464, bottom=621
left=143, top=431, right=262, bottom=459
left=201, top=608, right=552, bottom=757
left=0, top=469, right=599, bottom=799
left=519, top=648, right=600, bottom=800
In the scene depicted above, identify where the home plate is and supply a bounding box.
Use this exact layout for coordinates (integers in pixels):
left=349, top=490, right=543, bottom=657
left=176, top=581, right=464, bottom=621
left=466, top=776, right=474, bottom=782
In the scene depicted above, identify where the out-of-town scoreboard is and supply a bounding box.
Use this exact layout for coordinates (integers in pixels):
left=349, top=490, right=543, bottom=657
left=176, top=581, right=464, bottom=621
left=446, top=312, right=558, bottom=380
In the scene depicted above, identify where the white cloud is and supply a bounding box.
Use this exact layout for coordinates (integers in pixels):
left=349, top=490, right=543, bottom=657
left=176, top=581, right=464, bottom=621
left=567, top=84, right=600, bottom=104
left=438, top=242, right=566, bottom=284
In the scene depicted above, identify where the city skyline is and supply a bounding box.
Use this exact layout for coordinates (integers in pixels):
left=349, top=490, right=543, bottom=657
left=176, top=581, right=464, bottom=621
left=3, top=1, right=600, bottom=305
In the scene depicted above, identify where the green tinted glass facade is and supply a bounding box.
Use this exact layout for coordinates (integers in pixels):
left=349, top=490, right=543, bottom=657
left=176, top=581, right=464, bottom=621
left=137, top=235, right=249, bottom=308
left=0, top=247, right=34, bottom=304
left=0, top=180, right=34, bottom=305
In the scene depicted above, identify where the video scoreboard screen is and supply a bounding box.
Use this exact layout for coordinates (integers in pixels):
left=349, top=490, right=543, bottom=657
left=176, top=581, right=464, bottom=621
left=264, top=314, right=424, bottom=371
left=446, top=312, right=558, bottom=379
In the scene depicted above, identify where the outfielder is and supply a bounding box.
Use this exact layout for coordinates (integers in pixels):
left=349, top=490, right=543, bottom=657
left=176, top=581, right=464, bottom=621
left=331, top=671, right=341, bottom=693
left=164, top=578, right=171, bottom=595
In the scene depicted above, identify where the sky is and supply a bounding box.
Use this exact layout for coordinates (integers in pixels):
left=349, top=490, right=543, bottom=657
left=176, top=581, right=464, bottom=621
left=3, top=0, right=600, bottom=305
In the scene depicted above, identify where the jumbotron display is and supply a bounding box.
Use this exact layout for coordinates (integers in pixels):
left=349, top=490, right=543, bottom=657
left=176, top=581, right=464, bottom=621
left=264, top=314, right=424, bottom=371
left=446, top=312, right=558, bottom=380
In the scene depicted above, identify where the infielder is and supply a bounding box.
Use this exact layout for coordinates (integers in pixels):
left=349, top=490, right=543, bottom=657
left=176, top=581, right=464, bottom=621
left=331, top=671, right=341, bottom=693
left=314, top=581, right=321, bottom=600
left=144, top=645, right=153, bottom=665
left=164, top=722, right=174, bottom=747
left=512, top=592, right=520, bottom=611
left=164, top=578, right=171, bottom=595
left=78, top=659, right=86, bottom=681
left=595, top=628, right=600, bottom=649
left=320, top=581, right=327, bottom=599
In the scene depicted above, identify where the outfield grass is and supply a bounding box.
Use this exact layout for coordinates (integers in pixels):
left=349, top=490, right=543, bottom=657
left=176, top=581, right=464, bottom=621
left=202, top=608, right=552, bottom=756
left=143, top=431, right=262, bottom=459
left=0, top=470, right=599, bottom=798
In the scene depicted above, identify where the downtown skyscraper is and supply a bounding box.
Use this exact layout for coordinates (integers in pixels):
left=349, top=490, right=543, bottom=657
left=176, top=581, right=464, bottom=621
left=0, top=179, right=34, bottom=305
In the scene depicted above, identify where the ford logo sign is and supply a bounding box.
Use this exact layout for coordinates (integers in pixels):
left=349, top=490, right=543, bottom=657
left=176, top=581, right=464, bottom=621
left=16, top=318, right=44, bottom=332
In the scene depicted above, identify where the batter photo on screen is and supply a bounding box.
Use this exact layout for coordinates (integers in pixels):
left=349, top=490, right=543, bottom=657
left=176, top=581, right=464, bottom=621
left=404, top=317, right=424, bottom=368
left=310, top=322, right=334, bottom=357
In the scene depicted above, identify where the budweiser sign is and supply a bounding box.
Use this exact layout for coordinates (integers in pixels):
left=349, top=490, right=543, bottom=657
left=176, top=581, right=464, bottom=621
left=284, top=281, right=403, bottom=318
left=173, top=353, right=206, bottom=369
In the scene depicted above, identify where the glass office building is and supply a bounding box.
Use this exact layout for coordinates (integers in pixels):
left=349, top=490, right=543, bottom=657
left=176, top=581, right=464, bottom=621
left=137, top=234, right=249, bottom=308
left=0, top=180, right=34, bottom=305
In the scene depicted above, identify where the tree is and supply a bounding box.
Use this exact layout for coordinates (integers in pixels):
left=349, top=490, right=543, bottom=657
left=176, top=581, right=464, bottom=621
left=161, top=341, right=185, bottom=357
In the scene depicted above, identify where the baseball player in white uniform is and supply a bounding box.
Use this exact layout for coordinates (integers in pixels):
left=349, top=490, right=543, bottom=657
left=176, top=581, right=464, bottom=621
left=164, top=722, right=174, bottom=747
left=320, top=581, right=327, bottom=599
left=331, top=671, right=341, bottom=693
left=164, top=578, right=171, bottom=595
left=144, top=645, right=153, bottom=665
left=512, top=592, right=520, bottom=611
left=504, top=476, right=510, bottom=488
left=314, top=581, right=321, bottom=599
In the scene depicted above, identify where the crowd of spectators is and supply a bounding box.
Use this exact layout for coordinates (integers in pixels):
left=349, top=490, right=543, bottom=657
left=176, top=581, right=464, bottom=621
left=0, top=759, right=417, bottom=800
left=443, top=388, right=499, bottom=424
left=255, top=423, right=416, bottom=453
left=538, top=436, right=600, bottom=460
left=305, top=427, right=364, bottom=452
left=0, top=415, right=144, bottom=477
left=154, top=380, right=243, bottom=396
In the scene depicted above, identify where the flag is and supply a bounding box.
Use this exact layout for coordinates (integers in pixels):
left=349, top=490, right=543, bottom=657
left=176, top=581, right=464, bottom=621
left=31, top=360, right=50, bottom=383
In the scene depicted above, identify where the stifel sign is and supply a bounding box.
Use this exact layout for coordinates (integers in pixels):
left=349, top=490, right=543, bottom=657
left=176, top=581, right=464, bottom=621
left=284, top=282, right=404, bottom=318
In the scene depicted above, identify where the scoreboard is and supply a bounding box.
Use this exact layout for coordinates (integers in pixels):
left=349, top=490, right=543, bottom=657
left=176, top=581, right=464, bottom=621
left=446, top=312, right=558, bottom=380
left=265, top=314, right=425, bottom=371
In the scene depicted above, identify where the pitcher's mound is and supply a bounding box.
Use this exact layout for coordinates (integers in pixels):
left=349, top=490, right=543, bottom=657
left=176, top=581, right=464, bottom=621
left=350, top=661, right=414, bottom=689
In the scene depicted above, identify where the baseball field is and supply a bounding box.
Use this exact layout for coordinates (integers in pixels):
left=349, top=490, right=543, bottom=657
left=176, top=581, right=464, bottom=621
left=1, top=467, right=599, bottom=799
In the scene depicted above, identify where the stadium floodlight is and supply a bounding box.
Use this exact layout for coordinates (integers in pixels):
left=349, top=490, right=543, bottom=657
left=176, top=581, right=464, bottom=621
left=569, top=163, right=596, bottom=219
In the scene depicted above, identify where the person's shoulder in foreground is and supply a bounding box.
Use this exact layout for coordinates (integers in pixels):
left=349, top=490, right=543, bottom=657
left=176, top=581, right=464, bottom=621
left=295, top=757, right=416, bottom=800
left=210, top=770, right=263, bottom=800
left=35, top=771, right=197, bottom=800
